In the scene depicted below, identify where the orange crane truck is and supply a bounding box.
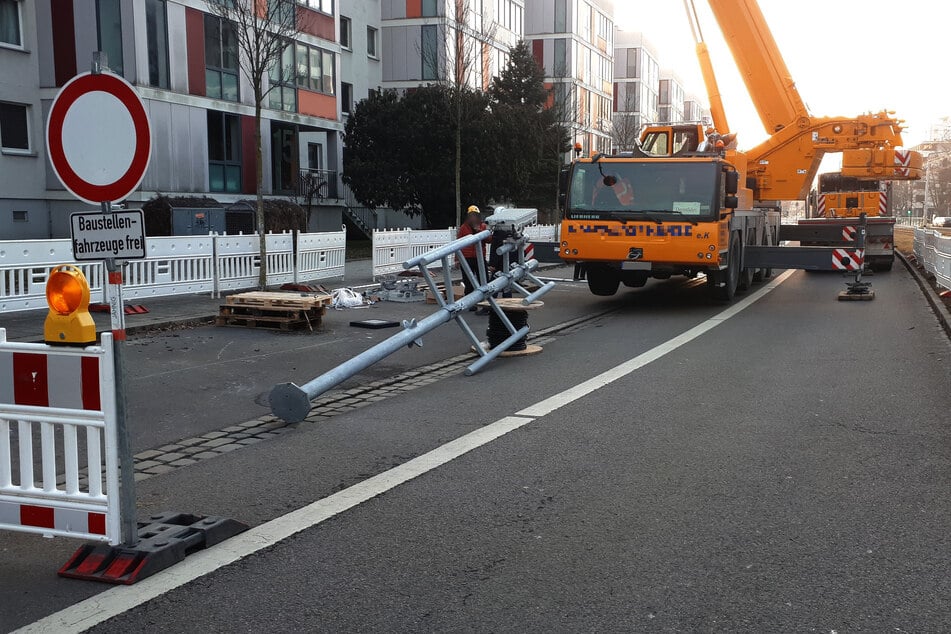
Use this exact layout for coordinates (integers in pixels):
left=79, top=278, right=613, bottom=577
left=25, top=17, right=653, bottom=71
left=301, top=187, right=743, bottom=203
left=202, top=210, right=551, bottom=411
left=559, top=0, right=921, bottom=299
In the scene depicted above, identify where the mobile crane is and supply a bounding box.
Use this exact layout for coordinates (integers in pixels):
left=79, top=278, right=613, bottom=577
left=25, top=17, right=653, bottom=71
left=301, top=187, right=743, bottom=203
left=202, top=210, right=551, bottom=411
left=559, top=0, right=922, bottom=299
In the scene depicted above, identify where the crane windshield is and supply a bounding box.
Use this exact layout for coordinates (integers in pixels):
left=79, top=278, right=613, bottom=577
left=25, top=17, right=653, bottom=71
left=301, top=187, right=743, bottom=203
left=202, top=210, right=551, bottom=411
left=567, top=161, right=720, bottom=221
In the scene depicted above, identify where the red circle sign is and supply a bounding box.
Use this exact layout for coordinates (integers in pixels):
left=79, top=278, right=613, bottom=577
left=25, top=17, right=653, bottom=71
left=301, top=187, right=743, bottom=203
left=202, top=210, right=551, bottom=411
left=46, top=72, right=152, bottom=205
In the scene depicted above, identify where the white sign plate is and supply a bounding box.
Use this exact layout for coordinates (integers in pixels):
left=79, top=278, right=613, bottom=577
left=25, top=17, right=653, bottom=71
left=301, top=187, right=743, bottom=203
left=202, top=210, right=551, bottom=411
left=70, top=211, right=147, bottom=260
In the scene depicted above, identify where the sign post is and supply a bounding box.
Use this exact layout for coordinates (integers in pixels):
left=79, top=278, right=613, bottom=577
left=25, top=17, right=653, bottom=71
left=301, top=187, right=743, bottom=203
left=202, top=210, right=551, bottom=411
left=47, top=57, right=152, bottom=546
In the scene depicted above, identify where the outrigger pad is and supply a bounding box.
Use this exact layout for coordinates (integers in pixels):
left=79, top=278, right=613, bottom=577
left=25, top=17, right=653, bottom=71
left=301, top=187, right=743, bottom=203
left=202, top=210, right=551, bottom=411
left=58, top=512, right=248, bottom=584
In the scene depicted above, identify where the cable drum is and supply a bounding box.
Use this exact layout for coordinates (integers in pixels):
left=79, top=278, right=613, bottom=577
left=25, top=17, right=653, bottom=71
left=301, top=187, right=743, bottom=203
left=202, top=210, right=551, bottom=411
left=486, top=309, right=529, bottom=351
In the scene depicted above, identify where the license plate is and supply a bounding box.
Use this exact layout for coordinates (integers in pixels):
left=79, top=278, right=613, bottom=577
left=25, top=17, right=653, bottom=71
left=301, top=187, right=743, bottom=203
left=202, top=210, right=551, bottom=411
left=621, top=261, right=650, bottom=270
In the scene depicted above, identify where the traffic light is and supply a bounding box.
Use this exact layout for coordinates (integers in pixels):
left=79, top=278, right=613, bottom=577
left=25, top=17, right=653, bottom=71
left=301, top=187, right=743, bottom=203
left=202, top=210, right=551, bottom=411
left=45, top=264, right=96, bottom=346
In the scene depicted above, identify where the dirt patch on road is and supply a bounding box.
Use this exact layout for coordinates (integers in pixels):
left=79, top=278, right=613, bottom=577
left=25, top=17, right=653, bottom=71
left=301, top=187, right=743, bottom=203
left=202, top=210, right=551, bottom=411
left=894, top=227, right=915, bottom=255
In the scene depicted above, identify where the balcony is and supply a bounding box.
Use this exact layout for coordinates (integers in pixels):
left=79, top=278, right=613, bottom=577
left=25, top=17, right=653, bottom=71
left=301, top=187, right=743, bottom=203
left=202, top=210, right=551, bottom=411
left=297, top=168, right=340, bottom=202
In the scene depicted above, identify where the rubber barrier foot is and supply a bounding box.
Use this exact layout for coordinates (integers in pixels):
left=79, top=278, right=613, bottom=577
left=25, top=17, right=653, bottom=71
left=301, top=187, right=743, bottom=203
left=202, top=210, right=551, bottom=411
left=58, top=512, right=248, bottom=584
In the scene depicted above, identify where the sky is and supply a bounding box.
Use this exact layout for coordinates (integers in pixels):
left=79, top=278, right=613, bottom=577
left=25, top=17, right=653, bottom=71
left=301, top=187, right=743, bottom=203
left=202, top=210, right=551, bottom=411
left=613, top=0, right=949, bottom=154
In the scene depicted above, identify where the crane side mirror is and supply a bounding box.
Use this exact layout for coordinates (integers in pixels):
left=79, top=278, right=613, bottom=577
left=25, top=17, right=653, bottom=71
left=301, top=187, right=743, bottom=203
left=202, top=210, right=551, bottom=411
left=724, top=170, right=739, bottom=195
left=724, top=195, right=739, bottom=209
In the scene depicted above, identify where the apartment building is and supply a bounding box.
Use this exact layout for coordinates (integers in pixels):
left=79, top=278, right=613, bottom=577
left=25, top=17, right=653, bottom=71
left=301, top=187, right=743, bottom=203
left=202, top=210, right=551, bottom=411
left=657, top=70, right=684, bottom=124
left=524, top=0, right=614, bottom=157
left=611, top=29, right=658, bottom=144
left=0, top=0, right=350, bottom=239
left=380, top=0, right=524, bottom=92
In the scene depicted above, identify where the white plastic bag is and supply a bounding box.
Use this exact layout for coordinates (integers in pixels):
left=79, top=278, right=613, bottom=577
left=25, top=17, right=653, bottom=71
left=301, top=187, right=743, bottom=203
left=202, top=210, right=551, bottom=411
left=332, top=287, right=365, bottom=309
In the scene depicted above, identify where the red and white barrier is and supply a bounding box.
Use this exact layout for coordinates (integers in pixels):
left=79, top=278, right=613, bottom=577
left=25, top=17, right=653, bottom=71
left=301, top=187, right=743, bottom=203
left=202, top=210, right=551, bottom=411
left=832, top=249, right=864, bottom=271
left=0, top=329, right=120, bottom=543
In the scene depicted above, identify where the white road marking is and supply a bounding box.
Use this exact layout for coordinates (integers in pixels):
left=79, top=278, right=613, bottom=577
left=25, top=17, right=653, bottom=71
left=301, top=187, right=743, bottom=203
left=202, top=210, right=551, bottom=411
left=16, top=270, right=794, bottom=634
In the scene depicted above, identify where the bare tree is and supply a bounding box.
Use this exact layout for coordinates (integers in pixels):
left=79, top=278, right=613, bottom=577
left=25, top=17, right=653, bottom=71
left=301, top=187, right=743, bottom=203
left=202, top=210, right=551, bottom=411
left=547, top=61, right=579, bottom=220
left=420, top=0, right=498, bottom=226
left=206, top=0, right=304, bottom=288
left=609, top=89, right=642, bottom=153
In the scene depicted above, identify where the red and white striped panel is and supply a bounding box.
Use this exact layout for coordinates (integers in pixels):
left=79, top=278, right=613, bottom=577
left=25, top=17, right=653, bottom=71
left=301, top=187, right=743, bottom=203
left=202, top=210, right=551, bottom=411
left=0, top=351, right=101, bottom=410
left=524, top=242, right=535, bottom=261
left=878, top=191, right=888, bottom=216
left=0, top=499, right=106, bottom=538
left=816, top=196, right=827, bottom=217
left=842, top=226, right=857, bottom=242
left=832, top=249, right=864, bottom=271
left=894, top=149, right=911, bottom=177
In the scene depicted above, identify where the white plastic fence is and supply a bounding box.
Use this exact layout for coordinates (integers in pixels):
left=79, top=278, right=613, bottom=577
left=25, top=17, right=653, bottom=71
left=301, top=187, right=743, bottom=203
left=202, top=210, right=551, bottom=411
left=0, top=239, right=106, bottom=312
left=0, top=229, right=347, bottom=313
left=121, top=235, right=215, bottom=300
left=372, top=228, right=457, bottom=279
left=371, top=225, right=560, bottom=279
left=914, top=228, right=951, bottom=290
left=0, top=329, right=121, bottom=544
left=214, top=233, right=295, bottom=294
left=522, top=224, right=560, bottom=243
left=296, top=225, right=347, bottom=282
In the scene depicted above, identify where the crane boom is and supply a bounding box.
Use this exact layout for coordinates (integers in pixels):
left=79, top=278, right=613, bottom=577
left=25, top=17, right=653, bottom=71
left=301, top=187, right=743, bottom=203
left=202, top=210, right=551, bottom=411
left=704, top=0, right=808, bottom=134
left=692, top=0, right=921, bottom=202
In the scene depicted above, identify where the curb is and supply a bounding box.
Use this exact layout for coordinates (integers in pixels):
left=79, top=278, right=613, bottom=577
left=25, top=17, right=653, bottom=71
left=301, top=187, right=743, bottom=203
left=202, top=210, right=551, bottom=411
left=897, top=250, right=951, bottom=340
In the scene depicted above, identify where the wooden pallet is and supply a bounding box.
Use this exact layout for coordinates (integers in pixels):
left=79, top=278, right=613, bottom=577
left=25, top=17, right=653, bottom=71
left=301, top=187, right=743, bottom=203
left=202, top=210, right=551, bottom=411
left=424, top=283, right=464, bottom=304
left=216, top=303, right=326, bottom=331
left=225, top=291, right=332, bottom=310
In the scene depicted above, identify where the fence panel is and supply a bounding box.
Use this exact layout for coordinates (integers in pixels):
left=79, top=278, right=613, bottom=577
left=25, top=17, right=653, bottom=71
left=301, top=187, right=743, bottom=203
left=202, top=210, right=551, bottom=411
left=213, top=234, right=262, bottom=293
left=0, top=239, right=105, bottom=313
left=0, top=330, right=121, bottom=544
left=372, top=228, right=459, bottom=279
left=933, top=232, right=951, bottom=290
left=522, top=224, right=560, bottom=242
left=296, top=226, right=346, bottom=282
left=372, top=228, right=414, bottom=278
left=265, top=233, right=295, bottom=287
left=119, top=235, right=214, bottom=300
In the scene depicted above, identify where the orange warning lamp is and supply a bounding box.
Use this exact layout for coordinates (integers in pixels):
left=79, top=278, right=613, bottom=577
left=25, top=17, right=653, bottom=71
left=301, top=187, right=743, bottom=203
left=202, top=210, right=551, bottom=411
left=45, top=264, right=96, bottom=345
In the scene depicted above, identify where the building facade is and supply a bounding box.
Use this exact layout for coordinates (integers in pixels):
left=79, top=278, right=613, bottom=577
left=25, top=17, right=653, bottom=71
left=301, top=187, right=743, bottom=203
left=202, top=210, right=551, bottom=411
left=611, top=29, right=658, bottom=150
left=0, top=0, right=352, bottom=239
left=657, top=71, right=685, bottom=124
left=524, top=0, right=614, bottom=158
left=380, top=0, right=524, bottom=92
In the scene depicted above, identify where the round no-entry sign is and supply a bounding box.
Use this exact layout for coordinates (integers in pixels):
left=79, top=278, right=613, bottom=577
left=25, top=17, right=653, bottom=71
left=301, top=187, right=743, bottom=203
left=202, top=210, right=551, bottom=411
left=46, top=72, right=152, bottom=205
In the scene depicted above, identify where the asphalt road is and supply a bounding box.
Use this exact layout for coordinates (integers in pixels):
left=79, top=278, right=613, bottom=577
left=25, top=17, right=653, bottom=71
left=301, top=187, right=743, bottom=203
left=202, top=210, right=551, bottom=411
left=4, top=265, right=951, bottom=632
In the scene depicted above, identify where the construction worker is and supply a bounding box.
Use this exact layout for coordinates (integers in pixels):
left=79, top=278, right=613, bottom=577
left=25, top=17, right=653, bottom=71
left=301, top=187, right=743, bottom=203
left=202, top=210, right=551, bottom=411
left=457, top=206, right=491, bottom=312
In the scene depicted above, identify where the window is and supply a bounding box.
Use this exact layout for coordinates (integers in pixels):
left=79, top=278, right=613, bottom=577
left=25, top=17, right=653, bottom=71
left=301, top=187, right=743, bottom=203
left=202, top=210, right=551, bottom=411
left=269, top=43, right=297, bottom=111
left=207, top=111, right=241, bottom=193
left=626, top=48, right=638, bottom=79
left=555, top=0, right=568, bottom=33
left=298, top=0, right=332, bottom=14
left=553, top=39, right=566, bottom=76
left=205, top=15, right=239, bottom=101
left=96, top=0, right=124, bottom=74
left=12, top=210, right=28, bottom=221
left=340, top=16, right=351, bottom=49
left=0, top=0, right=22, bottom=47
left=292, top=42, right=335, bottom=95
left=341, top=82, right=352, bottom=114
left=307, top=142, right=322, bottom=169
left=421, top=24, right=437, bottom=80
left=367, top=26, right=377, bottom=58
left=422, top=0, right=437, bottom=17
left=145, top=0, right=169, bottom=88
left=0, top=102, right=29, bottom=152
